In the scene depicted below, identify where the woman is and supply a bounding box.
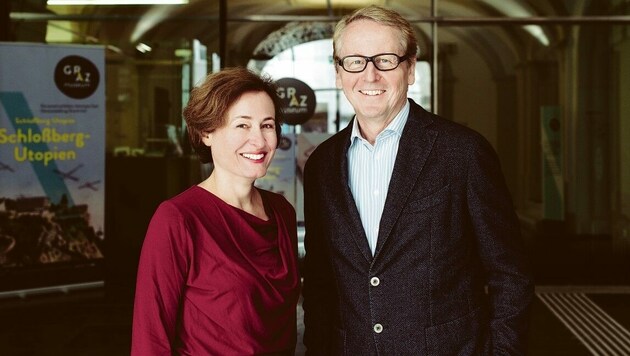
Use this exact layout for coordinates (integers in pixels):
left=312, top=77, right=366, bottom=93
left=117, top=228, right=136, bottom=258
left=131, top=67, right=300, bottom=355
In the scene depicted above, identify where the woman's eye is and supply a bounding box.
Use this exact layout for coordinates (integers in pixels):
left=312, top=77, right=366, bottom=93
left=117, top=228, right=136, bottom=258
left=262, top=123, right=275, bottom=129
left=236, top=124, right=248, bottom=129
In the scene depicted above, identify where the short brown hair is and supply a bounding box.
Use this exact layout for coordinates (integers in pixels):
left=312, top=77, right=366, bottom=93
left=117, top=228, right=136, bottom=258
left=183, top=67, right=283, bottom=163
left=333, top=5, right=418, bottom=63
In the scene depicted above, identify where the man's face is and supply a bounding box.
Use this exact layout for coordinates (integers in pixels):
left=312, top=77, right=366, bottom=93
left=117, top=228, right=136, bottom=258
left=335, top=19, right=416, bottom=125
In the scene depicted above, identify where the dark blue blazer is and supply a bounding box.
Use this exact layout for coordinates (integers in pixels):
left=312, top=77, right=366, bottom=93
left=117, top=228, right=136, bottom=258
left=302, top=99, right=534, bottom=355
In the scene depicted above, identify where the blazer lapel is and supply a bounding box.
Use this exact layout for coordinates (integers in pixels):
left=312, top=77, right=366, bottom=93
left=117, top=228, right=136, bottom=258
left=374, top=103, right=437, bottom=258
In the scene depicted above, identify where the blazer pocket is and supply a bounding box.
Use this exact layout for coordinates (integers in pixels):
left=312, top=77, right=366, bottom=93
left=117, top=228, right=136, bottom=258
left=405, top=184, right=450, bottom=213
left=424, top=306, right=488, bottom=356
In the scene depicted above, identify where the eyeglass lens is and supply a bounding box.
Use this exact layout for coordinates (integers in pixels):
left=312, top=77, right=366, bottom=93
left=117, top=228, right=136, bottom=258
left=341, top=54, right=403, bottom=72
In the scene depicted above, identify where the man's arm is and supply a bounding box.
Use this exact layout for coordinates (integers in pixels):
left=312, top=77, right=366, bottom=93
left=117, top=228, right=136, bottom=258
left=301, top=157, right=338, bottom=355
left=465, top=133, right=535, bottom=355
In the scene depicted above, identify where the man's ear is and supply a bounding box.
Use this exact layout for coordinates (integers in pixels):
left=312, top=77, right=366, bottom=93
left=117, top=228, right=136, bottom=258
left=407, top=59, right=416, bottom=86
left=335, top=70, right=343, bottom=89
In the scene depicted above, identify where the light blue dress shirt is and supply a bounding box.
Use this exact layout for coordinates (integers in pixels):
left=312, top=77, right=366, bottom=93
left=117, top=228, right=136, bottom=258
left=347, top=101, right=410, bottom=255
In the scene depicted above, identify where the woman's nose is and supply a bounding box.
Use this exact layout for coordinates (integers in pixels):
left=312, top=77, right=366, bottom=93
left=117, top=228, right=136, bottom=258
left=248, top=128, right=265, bottom=146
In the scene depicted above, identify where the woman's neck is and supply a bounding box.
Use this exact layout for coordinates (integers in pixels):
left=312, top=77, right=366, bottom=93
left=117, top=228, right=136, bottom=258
left=199, top=173, right=268, bottom=220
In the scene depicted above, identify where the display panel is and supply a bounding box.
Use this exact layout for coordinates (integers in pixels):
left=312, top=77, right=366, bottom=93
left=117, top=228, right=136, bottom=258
left=0, top=42, right=105, bottom=292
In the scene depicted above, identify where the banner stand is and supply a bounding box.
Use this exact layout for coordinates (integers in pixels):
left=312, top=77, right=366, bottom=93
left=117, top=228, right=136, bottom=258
left=0, top=43, right=106, bottom=293
left=0, top=281, right=104, bottom=299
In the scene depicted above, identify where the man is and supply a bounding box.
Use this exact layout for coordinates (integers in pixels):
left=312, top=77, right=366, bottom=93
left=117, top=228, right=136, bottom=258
left=301, top=5, right=534, bottom=355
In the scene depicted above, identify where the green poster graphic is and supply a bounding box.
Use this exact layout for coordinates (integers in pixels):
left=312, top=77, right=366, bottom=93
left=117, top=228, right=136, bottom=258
left=541, top=106, right=564, bottom=221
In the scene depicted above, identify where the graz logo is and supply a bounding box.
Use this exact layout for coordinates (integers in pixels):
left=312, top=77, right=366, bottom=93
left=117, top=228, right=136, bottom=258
left=276, top=77, right=316, bottom=125
left=54, top=55, right=100, bottom=99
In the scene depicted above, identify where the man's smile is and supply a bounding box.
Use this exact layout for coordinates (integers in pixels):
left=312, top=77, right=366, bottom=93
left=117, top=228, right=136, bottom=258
left=359, top=89, right=386, bottom=96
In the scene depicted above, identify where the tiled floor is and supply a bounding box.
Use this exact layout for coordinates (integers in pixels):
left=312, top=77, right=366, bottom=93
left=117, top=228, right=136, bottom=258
left=1, top=231, right=629, bottom=355
left=531, top=286, right=630, bottom=355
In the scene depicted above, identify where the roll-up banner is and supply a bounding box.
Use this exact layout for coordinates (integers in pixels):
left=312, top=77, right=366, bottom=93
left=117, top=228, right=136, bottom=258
left=0, top=43, right=105, bottom=293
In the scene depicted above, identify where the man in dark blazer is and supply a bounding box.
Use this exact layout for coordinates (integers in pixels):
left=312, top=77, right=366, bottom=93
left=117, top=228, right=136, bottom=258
left=301, top=5, right=534, bottom=355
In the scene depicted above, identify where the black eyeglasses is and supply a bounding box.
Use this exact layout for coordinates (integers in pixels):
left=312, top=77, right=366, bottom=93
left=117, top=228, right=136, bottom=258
left=336, top=53, right=409, bottom=73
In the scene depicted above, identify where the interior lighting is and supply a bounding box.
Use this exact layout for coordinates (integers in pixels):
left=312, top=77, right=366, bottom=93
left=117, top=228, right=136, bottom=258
left=48, top=0, right=188, bottom=5
left=135, top=43, right=152, bottom=53
left=291, top=0, right=383, bottom=5
left=478, top=0, right=550, bottom=46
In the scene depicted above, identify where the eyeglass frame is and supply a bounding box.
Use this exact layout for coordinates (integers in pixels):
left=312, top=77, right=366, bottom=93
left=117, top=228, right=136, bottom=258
left=335, top=53, right=410, bottom=73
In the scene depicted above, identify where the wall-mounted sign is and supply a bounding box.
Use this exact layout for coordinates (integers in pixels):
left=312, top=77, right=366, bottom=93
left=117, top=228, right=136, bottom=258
left=276, top=77, right=316, bottom=125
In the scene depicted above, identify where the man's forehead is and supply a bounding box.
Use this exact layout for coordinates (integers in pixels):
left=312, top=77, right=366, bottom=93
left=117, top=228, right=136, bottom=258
left=337, top=24, right=401, bottom=57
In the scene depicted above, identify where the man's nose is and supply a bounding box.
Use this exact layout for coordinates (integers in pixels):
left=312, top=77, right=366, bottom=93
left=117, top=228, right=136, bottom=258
left=364, top=61, right=380, bottom=81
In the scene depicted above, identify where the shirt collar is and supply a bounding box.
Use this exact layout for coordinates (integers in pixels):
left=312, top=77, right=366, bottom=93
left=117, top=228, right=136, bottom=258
left=350, top=100, right=410, bottom=143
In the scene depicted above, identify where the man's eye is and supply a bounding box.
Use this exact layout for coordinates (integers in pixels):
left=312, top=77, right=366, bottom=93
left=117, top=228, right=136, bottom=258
left=378, top=58, right=392, bottom=64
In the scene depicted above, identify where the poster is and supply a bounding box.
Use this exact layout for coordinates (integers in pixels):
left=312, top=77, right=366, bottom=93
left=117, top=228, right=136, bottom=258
left=296, top=132, right=332, bottom=222
left=0, top=43, right=105, bottom=289
left=255, top=133, right=297, bottom=208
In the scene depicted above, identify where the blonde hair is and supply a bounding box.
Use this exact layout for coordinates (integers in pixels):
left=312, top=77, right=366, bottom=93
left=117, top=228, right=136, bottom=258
left=333, top=5, right=418, bottom=61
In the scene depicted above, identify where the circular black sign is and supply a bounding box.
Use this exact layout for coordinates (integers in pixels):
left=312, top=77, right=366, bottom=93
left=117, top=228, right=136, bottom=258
left=54, top=55, right=100, bottom=99
left=278, top=136, right=292, bottom=150
left=276, top=77, right=316, bottom=125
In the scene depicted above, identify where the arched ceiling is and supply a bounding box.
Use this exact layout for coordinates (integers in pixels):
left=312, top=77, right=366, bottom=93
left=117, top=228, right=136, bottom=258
left=39, top=0, right=570, bottom=56
left=13, top=0, right=625, bottom=68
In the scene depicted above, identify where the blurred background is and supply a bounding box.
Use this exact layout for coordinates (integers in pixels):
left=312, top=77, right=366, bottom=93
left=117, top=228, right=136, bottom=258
left=1, top=0, right=629, bottom=354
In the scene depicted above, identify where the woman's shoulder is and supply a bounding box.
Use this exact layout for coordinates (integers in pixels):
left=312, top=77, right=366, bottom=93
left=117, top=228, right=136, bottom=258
left=154, top=185, right=213, bottom=217
left=171, top=184, right=203, bottom=199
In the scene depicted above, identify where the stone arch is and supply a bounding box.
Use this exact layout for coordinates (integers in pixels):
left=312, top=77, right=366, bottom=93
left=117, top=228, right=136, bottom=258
left=249, top=21, right=334, bottom=72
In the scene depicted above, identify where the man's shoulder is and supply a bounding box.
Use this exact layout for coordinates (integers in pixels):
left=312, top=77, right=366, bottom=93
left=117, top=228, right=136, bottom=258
left=308, top=126, right=350, bottom=161
left=407, top=100, right=489, bottom=146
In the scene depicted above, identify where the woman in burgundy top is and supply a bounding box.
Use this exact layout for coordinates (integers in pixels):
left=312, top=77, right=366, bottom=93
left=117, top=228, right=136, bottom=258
left=131, top=67, right=300, bottom=355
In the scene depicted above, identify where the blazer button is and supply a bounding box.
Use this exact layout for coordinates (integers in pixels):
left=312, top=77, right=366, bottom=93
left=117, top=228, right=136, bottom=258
left=370, top=277, right=380, bottom=286
left=373, top=323, right=383, bottom=333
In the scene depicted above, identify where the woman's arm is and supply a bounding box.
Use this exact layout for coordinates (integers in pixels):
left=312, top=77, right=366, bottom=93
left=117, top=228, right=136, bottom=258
left=131, top=201, right=191, bottom=355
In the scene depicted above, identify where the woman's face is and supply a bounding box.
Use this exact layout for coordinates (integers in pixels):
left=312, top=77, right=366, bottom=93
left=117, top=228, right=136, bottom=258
left=203, top=91, right=278, bottom=184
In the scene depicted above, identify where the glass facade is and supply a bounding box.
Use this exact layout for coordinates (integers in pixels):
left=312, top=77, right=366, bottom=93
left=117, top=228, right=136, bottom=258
left=3, top=0, right=630, bottom=258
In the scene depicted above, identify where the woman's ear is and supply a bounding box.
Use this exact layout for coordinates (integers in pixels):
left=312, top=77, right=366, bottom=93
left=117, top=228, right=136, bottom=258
left=201, top=132, right=212, bottom=147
